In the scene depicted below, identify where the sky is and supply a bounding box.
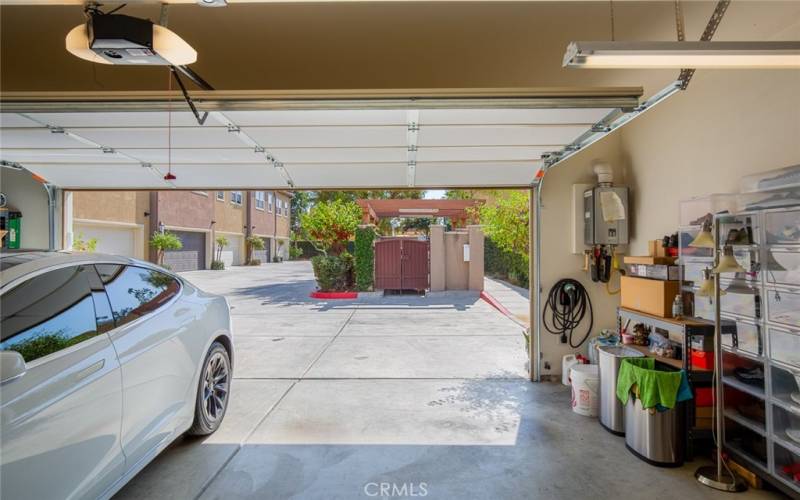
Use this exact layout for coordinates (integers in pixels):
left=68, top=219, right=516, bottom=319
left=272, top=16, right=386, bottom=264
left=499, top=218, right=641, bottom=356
left=424, top=190, right=446, bottom=199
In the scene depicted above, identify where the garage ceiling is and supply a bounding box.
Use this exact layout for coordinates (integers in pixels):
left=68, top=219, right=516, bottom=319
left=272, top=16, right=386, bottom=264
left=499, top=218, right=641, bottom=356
left=0, top=88, right=641, bottom=190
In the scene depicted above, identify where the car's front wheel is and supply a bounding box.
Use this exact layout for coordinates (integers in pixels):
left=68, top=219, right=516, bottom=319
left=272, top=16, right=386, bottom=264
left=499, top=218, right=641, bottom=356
left=188, top=342, right=231, bottom=435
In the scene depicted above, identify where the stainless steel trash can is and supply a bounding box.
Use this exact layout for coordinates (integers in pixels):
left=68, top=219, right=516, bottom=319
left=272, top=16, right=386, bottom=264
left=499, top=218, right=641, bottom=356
left=597, top=345, right=644, bottom=435
left=624, top=398, right=685, bottom=467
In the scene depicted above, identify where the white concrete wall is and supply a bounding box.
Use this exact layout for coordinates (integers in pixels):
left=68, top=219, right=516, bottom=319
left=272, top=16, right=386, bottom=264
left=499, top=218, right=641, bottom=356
left=1, top=169, right=61, bottom=250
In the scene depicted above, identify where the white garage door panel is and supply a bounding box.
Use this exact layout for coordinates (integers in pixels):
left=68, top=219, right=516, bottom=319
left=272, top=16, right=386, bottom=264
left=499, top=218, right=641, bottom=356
left=71, top=127, right=242, bottom=149
left=167, top=164, right=287, bottom=189
left=26, top=164, right=170, bottom=189
left=286, top=163, right=408, bottom=188
left=415, top=161, right=541, bottom=187
left=225, top=110, right=408, bottom=126
left=417, top=146, right=554, bottom=163
left=242, top=126, right=407, bottom=148
left=271, top=147, right=407, bottom=164
left=74, top=224, right=137, bottom=258
left=419, top=108, right=611, bottom=125
left=27, top=111, right=201, bottom=128
left=418, top=125, right=588, bottom=147
left=220, top=235, right=243, bottom=267
left=116, top=148, right=268, bottom=164
left=1, top=149, right=133, bottom=164
left=0, top=114, right=40, bottom=127
left=0, top=128, right=91, bottom=149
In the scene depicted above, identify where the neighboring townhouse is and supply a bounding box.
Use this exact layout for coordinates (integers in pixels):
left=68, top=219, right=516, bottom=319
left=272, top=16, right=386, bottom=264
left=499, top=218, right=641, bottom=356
left=247, top=190, right=292, bottom=263
left=68, top=190, right=292, bottom=270
left=213, top=190, right=247, bottom=267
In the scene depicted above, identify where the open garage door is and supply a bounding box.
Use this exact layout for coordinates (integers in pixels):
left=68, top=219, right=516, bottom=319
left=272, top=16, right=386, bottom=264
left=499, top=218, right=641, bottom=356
left=0, top=88, right=644, bottom=191
left=164, top=230, right=206, bottom=272
left=252, top=237, right=271, bottom=264
left=220, top=234, right=243, bottom=267
left=73, top=222, right=139, bottom=258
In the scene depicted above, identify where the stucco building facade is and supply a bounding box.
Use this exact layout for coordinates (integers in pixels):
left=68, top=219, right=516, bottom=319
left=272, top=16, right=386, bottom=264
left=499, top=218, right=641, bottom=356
left=69, top=190, right=292, bottom=271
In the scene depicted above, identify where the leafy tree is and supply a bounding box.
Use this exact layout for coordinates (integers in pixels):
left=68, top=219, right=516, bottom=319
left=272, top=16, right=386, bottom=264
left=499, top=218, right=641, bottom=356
left=400, top=217, right=435, bottom=236
left=149, top=231, right=182, bottom=266
left=245, top=235, right=265, bottom=264
left=471, top=190, right=529, bottom=264
left=300, top=199, right=361, bottom=255
left=72, top=232, right=98, bottom=252
left=445, top=189, right=476, bottom=200
left=214, top=235, right=229, bottom=263
left=290, top=191, right=313, bottom=233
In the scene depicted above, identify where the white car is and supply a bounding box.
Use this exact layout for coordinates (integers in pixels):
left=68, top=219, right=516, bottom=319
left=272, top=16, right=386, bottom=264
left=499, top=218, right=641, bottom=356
left=0, top=252, right=233, bottom=500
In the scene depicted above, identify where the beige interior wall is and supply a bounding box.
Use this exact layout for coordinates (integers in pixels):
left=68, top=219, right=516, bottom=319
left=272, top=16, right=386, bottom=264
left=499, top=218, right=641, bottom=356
left=0, top=169, right=55, bottom=249
left=537, top=134, right=627, bottom=377
left=619, top=70, right=800, bottom=256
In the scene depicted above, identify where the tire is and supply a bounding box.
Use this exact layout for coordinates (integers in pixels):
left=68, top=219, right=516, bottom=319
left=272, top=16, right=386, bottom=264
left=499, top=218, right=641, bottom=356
left=188, top=342, right=231, bottom=436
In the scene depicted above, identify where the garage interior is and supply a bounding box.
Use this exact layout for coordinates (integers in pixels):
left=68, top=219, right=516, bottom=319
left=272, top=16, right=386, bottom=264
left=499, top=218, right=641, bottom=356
left=1, top=0, right=800, bottom=499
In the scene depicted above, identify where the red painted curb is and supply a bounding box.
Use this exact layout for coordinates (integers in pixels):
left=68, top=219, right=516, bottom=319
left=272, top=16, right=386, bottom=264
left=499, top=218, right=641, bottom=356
left=309, top=291, right=358, bottom=299
left=480, top=290, right=514, bottom=317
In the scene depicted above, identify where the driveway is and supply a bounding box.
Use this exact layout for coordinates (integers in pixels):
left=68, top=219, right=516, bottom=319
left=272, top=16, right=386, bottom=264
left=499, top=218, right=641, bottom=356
left=114, top=262, right=777, bottom=500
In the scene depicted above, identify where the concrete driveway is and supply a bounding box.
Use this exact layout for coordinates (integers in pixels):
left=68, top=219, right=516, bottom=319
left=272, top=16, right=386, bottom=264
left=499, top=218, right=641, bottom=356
left=114, top=262, right=778, bottom=500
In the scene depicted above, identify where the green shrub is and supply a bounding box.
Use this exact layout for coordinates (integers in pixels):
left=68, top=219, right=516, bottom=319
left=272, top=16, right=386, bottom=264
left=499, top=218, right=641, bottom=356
left=311, top=253, right=355, bottom=292
left=484, top=237, right=529, bottom=288
left=73, top=232, right=98, bottom=252
left=289, top=245, right=303, bottom=260
left=210, top=260, right=225, bottom=270
left=299, top=199, right=361, bottom=255
left=245, top=235, right=265, bottom=264
left=150, top=231, right=183, bottom=266
left=354, top=226, right=376, bottom=291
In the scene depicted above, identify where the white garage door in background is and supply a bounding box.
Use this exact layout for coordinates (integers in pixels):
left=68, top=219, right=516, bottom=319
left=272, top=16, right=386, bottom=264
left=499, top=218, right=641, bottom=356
left=73, top=223, right=138, bottom=258
left=220, top=234, right=243, bottom=267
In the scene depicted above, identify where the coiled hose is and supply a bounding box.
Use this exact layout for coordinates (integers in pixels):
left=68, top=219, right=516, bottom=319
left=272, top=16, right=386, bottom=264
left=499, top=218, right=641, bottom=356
left=542, top=278, right=594, bottom=349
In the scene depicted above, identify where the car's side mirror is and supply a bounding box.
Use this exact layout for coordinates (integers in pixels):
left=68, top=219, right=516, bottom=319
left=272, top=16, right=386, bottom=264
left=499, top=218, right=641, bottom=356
left=1, top=351, right=27, bottom=383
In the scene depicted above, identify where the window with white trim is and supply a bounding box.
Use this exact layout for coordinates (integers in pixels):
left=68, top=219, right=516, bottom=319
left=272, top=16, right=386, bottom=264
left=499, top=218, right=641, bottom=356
left=231, top=191, right=243, bottom=205
left=268, top=192, right=274, bottom=212
left=255, top=191, right=265, bottom=210
left=216, top=191, right=225, bottom=201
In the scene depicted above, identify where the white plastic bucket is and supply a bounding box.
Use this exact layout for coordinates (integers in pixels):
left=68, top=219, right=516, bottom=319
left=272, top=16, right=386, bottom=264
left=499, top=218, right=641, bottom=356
left=570, top=364, right=600, bottom=417
left=562, top=354, right=579, bottom=386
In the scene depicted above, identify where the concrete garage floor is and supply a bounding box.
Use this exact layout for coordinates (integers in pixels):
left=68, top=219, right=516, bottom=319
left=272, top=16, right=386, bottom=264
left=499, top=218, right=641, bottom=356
left=115, top=262, right=780, bottom=500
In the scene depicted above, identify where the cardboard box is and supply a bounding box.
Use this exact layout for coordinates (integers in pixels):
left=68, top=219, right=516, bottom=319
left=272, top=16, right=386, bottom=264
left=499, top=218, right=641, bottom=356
left=648, top=239, right=668, bottom=258
left=620, top=276, right=680, bottom=318
left=626, top=264, right=679, bottom=281
left=623, top=255, right=676, bottom=265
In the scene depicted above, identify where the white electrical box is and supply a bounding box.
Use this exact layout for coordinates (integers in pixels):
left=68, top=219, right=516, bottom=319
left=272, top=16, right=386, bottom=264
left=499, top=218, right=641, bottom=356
left=571, top=183, right=593, bottom=254
left=463, top=244, right=470, bottom=262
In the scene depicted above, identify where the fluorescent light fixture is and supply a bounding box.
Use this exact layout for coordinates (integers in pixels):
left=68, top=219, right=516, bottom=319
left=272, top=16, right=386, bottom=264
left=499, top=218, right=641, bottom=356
left=198, top=0, right=228, bottom=6
left=398, top=208, right=439, bottom=214
left=563, top=41, right=800, bottom=69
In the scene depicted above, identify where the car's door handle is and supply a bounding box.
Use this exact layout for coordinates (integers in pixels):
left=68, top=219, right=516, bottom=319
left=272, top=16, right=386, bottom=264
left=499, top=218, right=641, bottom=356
left=76, top=359, right=105, bottom=381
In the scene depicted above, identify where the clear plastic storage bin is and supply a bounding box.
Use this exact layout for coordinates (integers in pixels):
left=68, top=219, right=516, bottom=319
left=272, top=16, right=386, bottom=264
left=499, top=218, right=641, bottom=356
left=770, top=364, right=800, bottom=411
left=773, top=441, right=800, bottom=490
left=740, top=164, right=800, bottom=193
left=770, top=326, right=800, bottom=369
left=679, top=194, right=739, bottom=227
left=719, top=279, right=761, bottom=319
left=766, top=287, right=800, bottom=328
left=721, top=317, right=763, bottom=357
left=765, top=209, right=800, bottom=245
left=766, top=248, right=800, bottom=287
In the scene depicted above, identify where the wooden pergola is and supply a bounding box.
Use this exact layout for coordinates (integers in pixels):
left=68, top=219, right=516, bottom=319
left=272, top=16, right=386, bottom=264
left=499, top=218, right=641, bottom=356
left=356, top=198, right=484, bottom=228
